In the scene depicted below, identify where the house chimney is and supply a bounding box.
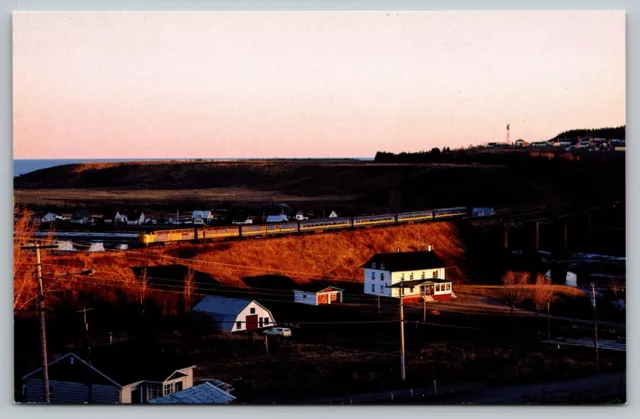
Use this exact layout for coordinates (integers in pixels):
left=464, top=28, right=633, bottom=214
left=427, top=245, right=432, bottom=252
left=397, top=248, right=400, bottom=253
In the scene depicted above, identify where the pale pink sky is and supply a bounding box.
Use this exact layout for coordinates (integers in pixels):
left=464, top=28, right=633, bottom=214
left=13, top=11, right=625, bottom=159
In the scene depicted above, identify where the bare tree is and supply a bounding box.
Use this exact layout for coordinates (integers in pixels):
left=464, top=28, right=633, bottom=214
left=184, top=267, right=195, bottom=312
left=139, top=268, right=149, bottom=314
left=14, top=206, right=39, bottom=311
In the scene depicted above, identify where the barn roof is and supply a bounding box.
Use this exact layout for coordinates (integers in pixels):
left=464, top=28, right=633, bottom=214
left=193, top=295, right=272, bottom=332
left=148, top=382, right=236, bottom=404
left=361, top=251, right=447, bottom=272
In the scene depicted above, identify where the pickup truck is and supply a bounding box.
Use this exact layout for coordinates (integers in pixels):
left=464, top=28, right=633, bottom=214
left=263, top=327, right=292, bottom=337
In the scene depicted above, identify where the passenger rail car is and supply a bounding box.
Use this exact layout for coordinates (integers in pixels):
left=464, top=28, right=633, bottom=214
left=434, top=207, right=467, bottom=218
left=299, top=217, right=352, bottom=231
left=139, top=206, right=469, bottom=246
left=353, top=214, right=396, bottom=227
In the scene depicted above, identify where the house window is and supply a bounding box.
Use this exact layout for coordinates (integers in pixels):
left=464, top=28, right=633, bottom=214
left=259, top=317, right=264, bottom=327
left=372, top=263, right=377, bottom=269
left=250, top=307, right=256, bottom=314
left=410, top=273, right=414, bottom=280
left=380, top=285, right=385, bottom=293
left=371, top=272, right=375, bottom=280
left=381, top=273, right=385, bottom=281
left=164, top=383, right=173, bottom=395
left=401, top=273, right=405, bottom=280
left=174, top=381, right=183, bottom=392
left=409, top=286, right=415, bottom=293
left=264, top=317, right=270, bottom=324
left=421, top=272, right=425, bottom=279
left=432, top=270, right=438, bottom=278
left=446, top=283, right=451, bottom=291
left=236, top=321, right=242, bottom=329
left=303, top=294, right=307, bottom=298
left=371, top=284, right=376, bottom=293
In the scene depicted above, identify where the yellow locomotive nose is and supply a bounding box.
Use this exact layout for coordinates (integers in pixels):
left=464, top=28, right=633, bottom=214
left=139, top=233, right=153, bottom=246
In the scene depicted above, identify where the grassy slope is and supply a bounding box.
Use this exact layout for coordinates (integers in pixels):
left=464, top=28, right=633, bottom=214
left=13, top=160, right=626, bottom=211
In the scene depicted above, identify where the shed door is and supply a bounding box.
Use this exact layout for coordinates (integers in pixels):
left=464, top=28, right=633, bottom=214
left=317, top=293, right=328, bottom=304
left=246, top=315, right=258, bottom=331
left=329, top=293, right=338, bottom=303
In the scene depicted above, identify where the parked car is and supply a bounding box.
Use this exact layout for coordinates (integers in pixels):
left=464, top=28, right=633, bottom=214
left=263, top=327, right=292, bottom=337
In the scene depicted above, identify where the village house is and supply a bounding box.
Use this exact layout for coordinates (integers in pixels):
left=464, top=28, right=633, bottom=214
left=103, top=210, right=128, bottom=224
left=39, top=212, right=60, bottom=223
left=70, top=209, right=93, bottom=224
left=193, top=295, right=276, bottom=333
left=295, top=211, right=309, bottom=221
left=192, top=210, right=214, bottom=224
left=293, top=285, right=344, bottom=306
left=361, top=246, right=455, bottom=301
left=328, top=210, right=339, bottom=218
left=21, top=351, right=195, bottom=404
left=126, top=211, right=146, bottom=225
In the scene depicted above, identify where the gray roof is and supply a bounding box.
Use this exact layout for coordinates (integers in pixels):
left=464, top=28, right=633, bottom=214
left=266, top=214, right=288, bottom=222
left=361, top=251, right=447, bottom=272
left=193, top=295, right=269, bottom=332
left=148, top=382, right=236, bottom=404
left=193, top=295, right=253, bottom=316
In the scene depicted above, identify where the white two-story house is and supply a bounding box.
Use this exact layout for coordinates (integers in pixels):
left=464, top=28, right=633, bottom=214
left=361, top=246, right=454, bottom=301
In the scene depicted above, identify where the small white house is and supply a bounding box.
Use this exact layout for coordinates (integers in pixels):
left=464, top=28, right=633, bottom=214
left=40, top=212, right=60, bottom=223
left=295, top=211, right=308, bottom=221
left=361, top=246, right=454, bottom=301
left=193, top=295, right=276, bottom=333
left=328, top=211, right=339, bottom=218
left=114, top=212, right=128, bottom=224
left=192, top=210, right=214, bottom=223
left=293, top=286, right=344, bottom=306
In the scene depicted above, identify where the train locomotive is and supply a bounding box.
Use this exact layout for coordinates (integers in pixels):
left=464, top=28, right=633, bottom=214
left=138, top=206, right=467, bottom=246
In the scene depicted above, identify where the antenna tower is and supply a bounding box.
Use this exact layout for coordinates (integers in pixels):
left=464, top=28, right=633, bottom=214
left=506, top=124, right=511, bottom=144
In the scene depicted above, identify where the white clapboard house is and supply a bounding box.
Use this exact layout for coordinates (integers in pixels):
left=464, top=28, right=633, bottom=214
left=361, top=246, right=454, bottom=301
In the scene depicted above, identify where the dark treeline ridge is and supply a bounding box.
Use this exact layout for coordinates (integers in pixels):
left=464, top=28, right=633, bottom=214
left=549, top=125, right=625, bottom=141
left=374, top=148, right=624, bottom=169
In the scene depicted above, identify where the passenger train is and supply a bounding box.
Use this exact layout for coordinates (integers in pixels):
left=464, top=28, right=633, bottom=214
left=138, top=207, right=467, bottom=246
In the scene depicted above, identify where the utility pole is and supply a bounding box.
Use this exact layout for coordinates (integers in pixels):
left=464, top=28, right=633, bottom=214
left=504, top=225, right=509, bottom=249
left=264, top=334, right=269, bottom=356
left=591, top=283, right=599, bottom=370
left=21, top=243, right=57, bottom=403
left=547, top=301, right=551, bottom=342
left=77, top=307, right=94, bottom=403
left=399, top=284, right=406, bottom=382
left=377, top=296, right=380, bottom=314
left=535, top=221, right=540, bottom=252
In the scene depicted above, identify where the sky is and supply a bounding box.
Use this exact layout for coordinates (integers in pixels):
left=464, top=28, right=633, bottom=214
left=12, top=11, right=625, bottom=159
